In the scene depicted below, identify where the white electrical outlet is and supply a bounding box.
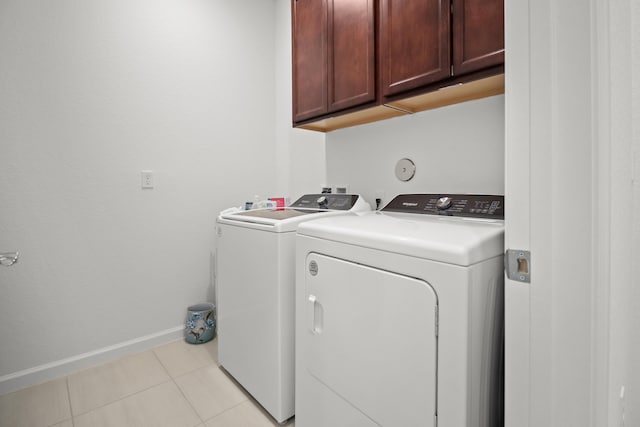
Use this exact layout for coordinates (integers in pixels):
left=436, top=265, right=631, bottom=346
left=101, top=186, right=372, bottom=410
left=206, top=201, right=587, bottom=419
left=141, top=170, right=154, bottom=189
left=335, top=185, right=349, bottom=194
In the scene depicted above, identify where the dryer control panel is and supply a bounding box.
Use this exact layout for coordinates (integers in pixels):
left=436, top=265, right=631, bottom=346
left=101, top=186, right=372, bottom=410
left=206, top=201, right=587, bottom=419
left=382, top=194, right=504, bottom=219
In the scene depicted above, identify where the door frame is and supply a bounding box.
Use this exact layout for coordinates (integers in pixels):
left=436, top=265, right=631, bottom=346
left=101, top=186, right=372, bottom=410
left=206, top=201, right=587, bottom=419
left=504, top=0, right=633, bottom=425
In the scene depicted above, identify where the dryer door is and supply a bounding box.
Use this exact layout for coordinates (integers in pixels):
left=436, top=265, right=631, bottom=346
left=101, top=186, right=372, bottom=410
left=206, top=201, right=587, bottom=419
left=304, top=253, right=438, bottom=426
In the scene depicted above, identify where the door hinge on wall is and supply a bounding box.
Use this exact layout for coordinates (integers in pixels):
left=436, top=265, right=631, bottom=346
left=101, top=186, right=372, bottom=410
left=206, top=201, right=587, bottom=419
left=505, top=249, right=531, bottom=283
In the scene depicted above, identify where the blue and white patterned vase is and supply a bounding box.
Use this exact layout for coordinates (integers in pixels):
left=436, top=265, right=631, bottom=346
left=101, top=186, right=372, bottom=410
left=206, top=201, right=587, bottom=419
left=185, top=303, right=216, bottom=344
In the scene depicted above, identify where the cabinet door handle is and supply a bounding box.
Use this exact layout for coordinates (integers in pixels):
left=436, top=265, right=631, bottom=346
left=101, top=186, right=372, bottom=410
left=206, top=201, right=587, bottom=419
left=0, top=252, right=19, bottom=267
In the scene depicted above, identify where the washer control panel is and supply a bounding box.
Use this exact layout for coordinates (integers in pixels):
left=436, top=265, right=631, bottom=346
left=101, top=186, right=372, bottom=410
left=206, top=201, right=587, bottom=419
left=382, top=194, right=504, bottom=219
left=290, top=194, right=360, bottom=210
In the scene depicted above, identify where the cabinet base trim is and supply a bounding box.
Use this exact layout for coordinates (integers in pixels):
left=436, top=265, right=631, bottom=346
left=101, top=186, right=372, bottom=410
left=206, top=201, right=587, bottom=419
left=295, top=73, right=505, bottom=133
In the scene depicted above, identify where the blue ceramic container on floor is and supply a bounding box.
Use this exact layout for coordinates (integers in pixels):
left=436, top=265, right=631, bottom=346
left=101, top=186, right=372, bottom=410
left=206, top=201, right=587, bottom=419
left=185, top=303, right=216, bottom=344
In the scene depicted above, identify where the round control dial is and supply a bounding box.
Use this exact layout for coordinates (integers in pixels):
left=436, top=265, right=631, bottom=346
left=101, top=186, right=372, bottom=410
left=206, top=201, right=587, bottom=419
left=316, top=196, right=329, bottom=208
left=436, top=197, right=453, bottom=210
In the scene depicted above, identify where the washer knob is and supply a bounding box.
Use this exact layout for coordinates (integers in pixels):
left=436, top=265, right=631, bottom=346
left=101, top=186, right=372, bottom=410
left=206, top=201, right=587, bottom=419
left=436, top=197, right=452, bottom=210
left=316, top=196, right=329, bottom=208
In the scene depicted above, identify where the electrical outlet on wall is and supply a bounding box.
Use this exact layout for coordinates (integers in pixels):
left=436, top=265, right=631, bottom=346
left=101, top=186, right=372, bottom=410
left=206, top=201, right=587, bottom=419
left=335, top=185, right=349, bottom=194
left=141, top=170, right=154, bottom=189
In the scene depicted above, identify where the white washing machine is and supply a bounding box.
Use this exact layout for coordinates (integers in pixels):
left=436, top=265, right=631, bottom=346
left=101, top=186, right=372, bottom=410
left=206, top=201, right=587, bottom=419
left=295, top=194, right=505, bottom=427
left=216, top=194, right=371, bottom=423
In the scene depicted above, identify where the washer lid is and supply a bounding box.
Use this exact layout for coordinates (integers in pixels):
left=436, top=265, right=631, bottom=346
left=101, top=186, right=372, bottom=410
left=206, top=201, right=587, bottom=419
left=227, top=208, right=322, bottom=221
left=217, top=194, right=371, bottom=232
left=297, top=211, right=504, bottom=266
left=218, top=208, right=347, bottom=232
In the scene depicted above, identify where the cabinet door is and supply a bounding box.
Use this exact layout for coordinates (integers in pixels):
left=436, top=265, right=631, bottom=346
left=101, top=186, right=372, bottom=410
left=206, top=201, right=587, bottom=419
left=328, top=0, right=375, bottom=112
left=379, top=0, right=451, bottom=97
left=452, top=0, right=504, bottom=75
left=292, top=0, right=328, bottom=122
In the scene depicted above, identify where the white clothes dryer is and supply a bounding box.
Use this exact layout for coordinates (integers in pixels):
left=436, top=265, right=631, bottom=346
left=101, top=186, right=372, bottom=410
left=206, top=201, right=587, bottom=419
left=216, top=194, right=370, bottom=423
left=295, top=194, right=505, bottom=427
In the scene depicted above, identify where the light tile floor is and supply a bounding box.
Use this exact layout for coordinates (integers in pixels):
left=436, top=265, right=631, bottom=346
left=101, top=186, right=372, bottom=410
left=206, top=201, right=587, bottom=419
left=0, top=338, right=295, bottom=427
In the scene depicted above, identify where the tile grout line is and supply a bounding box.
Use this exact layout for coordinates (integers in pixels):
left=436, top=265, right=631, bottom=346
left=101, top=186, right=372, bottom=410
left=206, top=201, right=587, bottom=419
left=153, top=341, right=214, bottom=379
left=15, top=340, right=222, bottom=427
left=70, top=378, right=175, bottom=418
left=200, top=399, right=248, bottom=425
left=150, top=347, right=174, bottom=384
left=68, top=347, right=176, bottom=419
left=173, top=374, right=207, bottom=427
left=151, top=346, right=206, bottom=426
left=64, top=376, right=76, bottom=427
left=68, top=342, right=208, bottom=420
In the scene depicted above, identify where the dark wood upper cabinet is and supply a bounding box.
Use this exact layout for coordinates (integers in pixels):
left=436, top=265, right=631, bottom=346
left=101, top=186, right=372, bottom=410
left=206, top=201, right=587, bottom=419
left=292, top=0, right=375, bottom=123
left=379, top=0, right=451, bottom=98
left=328, top=0, right=376, bottom=112
left=292, top=0, right=505, bottom=131
left=292, top=0, right=328, bottom=122
left=452, top=0, right=504, bottom=75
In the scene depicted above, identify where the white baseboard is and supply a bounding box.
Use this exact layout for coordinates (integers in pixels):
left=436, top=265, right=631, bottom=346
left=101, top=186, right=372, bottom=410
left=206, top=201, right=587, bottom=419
left=0, top=326, right=184, bottom=395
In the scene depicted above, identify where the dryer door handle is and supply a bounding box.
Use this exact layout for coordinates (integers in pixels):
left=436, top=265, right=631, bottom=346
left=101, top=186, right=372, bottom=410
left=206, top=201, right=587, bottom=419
left=308, top=294, right=323, bottom=334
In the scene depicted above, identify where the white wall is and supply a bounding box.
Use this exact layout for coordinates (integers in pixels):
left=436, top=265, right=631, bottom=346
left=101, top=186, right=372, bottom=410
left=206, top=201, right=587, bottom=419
left=326, top=96, right=505, bottom=206
left=0, top=0, right=326, bottom=393
left=504, top=0, right=640, bottom=425
left=633, top=0, right=640, bottom=422
left=274, top=0, right=326, bottom=200
left=0, top=0, right=503, bottom=396
left=610, top=0, right=640, bottom=423
left=504, top=0, right=599, bottom=425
